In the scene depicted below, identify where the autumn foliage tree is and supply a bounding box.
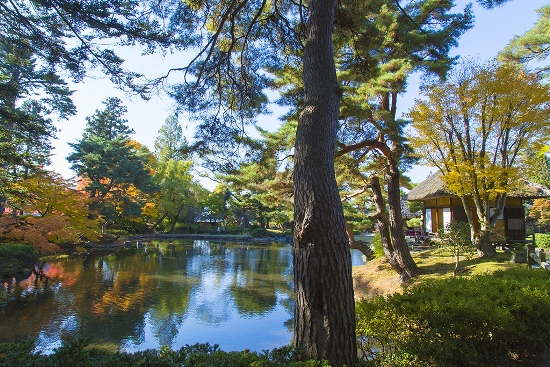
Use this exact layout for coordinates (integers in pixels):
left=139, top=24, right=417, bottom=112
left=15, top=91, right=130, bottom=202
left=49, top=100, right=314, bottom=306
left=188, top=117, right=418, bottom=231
left=67, top=98, right=155, bottom=229
left=529, top=198, right=550, bottom=228
left=1, top=171, right=100, bottom=253
left=409, top=61, right=550, bottom=256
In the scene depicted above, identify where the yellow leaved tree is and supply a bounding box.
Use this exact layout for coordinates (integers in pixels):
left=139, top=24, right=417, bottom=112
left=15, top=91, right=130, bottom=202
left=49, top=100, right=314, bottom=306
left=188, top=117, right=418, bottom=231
left=12, top=171, right=101, bottom=250
left=409, top=61, right=550, bottom=257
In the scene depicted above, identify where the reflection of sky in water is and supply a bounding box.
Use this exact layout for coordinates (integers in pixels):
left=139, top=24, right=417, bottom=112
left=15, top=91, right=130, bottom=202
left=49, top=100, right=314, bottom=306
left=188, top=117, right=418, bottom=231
left=351, top=249, right=367, bottom=266
left=123, top=291, right=293, bottom=353
left=2, top=241, right=365, bottom=354
left=35, top=314, right=79, bottom=354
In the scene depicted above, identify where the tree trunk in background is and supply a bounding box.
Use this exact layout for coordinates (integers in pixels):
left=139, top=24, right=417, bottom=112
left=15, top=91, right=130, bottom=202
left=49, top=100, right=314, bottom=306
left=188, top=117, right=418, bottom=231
left=346, top=222, right=373, bottom=259
left=476, top=225, right=496, bottom=257
left=149, top=213, right=168, bottom=232
left=169, top=207, right=183, bottom=234
left=293, top=0, right=356, bottom=362
left=370, top=176, right=417, bottom=281
left=386, top=172, right=418, bottom=280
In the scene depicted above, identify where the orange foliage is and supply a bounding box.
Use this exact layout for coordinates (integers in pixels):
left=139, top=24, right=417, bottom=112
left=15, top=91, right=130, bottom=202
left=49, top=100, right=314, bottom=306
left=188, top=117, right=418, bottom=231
left=529, top=198, right=550, bottom=226
left=91, top=273, right=152, bottom=314
left=0, top=215, right=81, bottom=254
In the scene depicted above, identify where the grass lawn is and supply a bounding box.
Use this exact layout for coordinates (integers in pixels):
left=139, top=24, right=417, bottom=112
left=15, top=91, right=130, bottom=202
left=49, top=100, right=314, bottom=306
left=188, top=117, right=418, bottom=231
left=352, top=247, right=525, bottom=300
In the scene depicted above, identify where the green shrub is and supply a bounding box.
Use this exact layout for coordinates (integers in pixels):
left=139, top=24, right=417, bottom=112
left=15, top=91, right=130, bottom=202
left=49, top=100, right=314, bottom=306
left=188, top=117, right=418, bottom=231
left=535, top=233, right=550, bottom=248
left=0, top=244, right=39, bottom=278
left=250, top=227, right=271, bottom=238
left=356, top=268, right=550, bottom=366
left=405, top=218, right=421, bottom=229
left=0, top=339, right=333, bottom=367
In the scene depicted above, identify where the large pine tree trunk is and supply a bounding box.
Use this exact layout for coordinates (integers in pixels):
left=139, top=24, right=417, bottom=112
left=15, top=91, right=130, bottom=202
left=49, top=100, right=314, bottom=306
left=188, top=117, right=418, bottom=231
left=293, top=0, right=356, bottom=363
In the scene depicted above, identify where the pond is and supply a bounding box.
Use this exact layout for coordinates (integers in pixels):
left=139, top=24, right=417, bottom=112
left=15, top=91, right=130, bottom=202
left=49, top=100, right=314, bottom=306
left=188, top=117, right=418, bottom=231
left=0, top=240, right=365, bottom=354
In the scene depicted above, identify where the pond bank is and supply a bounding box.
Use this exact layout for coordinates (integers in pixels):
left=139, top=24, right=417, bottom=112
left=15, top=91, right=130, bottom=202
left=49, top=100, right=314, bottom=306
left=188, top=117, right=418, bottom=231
left=126, top=233, right=293, bottom=244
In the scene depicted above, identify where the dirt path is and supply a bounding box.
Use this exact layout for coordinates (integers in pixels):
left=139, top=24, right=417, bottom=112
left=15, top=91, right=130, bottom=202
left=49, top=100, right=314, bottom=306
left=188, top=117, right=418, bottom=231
left=352, top=256, right=404, bottom=300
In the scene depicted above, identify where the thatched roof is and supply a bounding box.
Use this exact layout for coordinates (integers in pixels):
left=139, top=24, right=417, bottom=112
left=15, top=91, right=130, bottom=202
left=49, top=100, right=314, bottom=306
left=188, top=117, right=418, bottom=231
left=407, top=171, right=550, bottom=201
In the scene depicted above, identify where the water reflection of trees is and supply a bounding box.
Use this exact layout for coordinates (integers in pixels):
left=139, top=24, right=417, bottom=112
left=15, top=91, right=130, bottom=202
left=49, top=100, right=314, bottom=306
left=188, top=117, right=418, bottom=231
left=230, top=245, right=293, bottom=316
left=1, top=241, right=294, bottom=351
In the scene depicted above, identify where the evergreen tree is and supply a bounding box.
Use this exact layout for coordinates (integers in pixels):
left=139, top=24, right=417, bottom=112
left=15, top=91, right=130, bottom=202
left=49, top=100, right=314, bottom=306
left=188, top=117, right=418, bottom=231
left=67, top=99, right=154, bottom=226
left=0, top=39, right=75, bottom=177
left=265, top=0, right=474, bottom=280
left=500, top=5, right=550, bottom=75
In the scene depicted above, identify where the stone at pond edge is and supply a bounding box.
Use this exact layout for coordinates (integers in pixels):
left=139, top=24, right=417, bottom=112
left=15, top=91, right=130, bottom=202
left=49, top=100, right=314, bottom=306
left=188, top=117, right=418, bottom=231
left=510, top=252, right=527, bottom=264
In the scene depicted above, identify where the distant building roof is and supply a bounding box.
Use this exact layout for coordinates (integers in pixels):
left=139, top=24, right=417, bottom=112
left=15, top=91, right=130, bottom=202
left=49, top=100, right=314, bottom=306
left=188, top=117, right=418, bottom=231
left=408, top=171, right=550, bottom=201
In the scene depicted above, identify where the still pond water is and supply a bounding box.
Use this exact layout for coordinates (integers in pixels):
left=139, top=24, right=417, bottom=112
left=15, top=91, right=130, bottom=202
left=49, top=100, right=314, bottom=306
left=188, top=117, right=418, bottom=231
left=1, top=240, right=365, bottom=354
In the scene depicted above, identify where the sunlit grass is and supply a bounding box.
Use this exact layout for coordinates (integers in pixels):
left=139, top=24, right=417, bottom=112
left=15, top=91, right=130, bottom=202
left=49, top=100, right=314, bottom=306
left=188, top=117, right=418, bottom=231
left=354, top=246, right=528, bottom=299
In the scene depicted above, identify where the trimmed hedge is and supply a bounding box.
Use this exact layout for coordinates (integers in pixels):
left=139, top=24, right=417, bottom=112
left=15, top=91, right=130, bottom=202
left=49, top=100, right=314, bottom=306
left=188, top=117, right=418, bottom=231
left=250, top=228, right=272, bottom=238
left=356, top=268, right=550, bottom=367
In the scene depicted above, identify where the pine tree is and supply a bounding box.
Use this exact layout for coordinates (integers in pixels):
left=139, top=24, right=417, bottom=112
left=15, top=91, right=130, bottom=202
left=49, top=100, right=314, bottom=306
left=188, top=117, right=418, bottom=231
left=500, top=5, right=550, bottom=75
left=67, top=99, right=154, bottom=225
left=0, top=39, right=75, bottom=177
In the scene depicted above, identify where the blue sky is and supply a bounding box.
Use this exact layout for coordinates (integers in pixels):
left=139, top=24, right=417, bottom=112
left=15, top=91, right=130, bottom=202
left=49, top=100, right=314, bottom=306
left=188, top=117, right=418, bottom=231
left=47, top=0, right=549, bottom=189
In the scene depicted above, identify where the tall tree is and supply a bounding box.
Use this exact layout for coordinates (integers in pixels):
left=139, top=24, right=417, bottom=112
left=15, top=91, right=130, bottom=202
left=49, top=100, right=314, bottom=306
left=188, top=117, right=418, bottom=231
left=0, top=39, right=75, bottom=177
left=164, top=0, right=357, bottom=362
left=67, top=99, right=154, bottom=226
left=154, top=115, right=188, bottom=162
left=409, top=61, right=550, bottom=256
left=268, top=0, right=474, bottom=280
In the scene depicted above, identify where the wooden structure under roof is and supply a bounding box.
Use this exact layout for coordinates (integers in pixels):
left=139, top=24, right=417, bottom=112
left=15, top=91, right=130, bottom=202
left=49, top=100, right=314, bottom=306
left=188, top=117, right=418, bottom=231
left=407, top=171, right=550, bottom=241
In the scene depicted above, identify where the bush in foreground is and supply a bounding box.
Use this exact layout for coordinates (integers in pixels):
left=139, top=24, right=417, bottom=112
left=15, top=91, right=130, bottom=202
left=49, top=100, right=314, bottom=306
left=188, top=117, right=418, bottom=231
left=0, top=339, right=340, bottom=367
left=356, top=268, right=550, bottom=367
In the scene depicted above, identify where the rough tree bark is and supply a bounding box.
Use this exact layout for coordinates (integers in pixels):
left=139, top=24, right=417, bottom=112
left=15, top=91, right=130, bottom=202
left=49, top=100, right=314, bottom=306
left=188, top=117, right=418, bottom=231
left=292, top=0, right=356, bottom=363
left=386, top=170, right=418, bottom=280
left=370, top=176, right=417, bottom=281
left=336, top=129, right=418, bottom=279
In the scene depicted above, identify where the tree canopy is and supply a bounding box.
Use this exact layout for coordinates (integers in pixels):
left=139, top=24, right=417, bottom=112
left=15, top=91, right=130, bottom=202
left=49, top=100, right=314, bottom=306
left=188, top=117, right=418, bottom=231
left=0, top=37, right=75, bottom=178
left=409, top=61, right=550, bottom=256
left=67, top=99, right=155, bottom=226
left=154, top=115, right=188, bottom=162
left=499, top=5, right=550, bottom=75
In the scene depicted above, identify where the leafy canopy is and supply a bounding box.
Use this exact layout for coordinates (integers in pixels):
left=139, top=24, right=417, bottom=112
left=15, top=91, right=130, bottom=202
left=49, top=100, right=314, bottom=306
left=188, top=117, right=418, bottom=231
left=409, top=61, right=550, bottom=201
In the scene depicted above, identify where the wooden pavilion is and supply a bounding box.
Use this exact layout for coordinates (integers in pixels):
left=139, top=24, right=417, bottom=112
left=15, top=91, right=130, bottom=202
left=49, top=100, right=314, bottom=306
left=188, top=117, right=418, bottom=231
left=407, top=171, right=550, bottom=241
